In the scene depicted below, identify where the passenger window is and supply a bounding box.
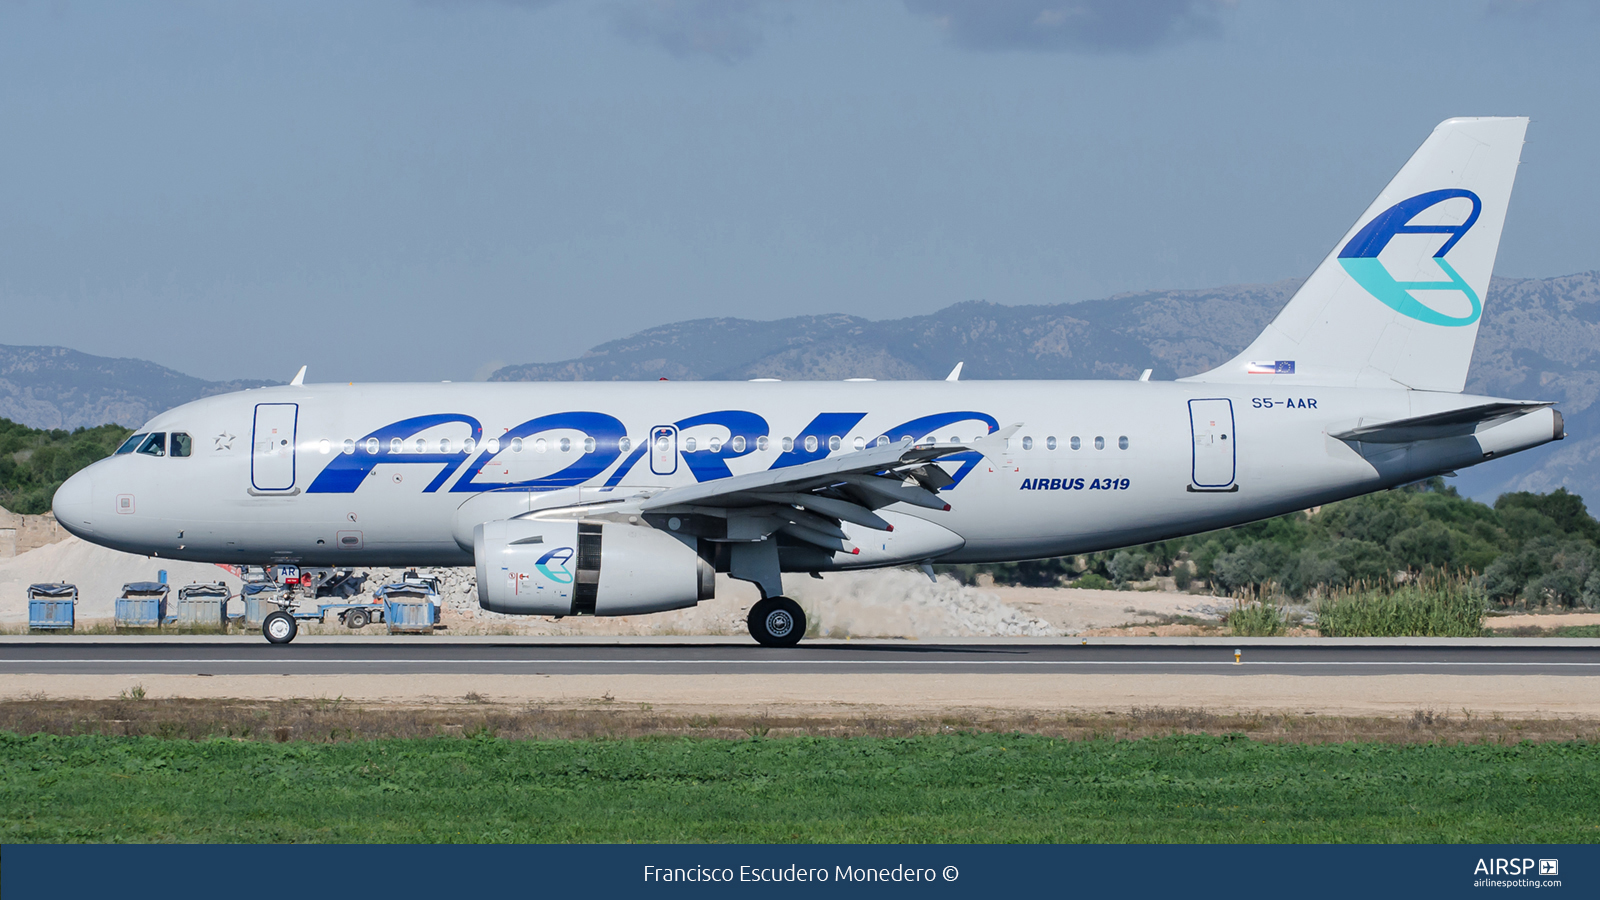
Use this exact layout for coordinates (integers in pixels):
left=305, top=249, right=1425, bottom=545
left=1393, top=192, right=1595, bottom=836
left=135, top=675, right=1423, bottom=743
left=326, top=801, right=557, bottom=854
left=511, top=438, right=523, bottom=453
left=876, top=435, right=889, bottom=447
left=1071, top=436, right=1081, bottom=450
left=782, top=437, right=794, bottom=452
left=684, top=437, right=697, bottom=452
left=828, top=436, right=840, bottom=451
left=116, top=433, right=146, bottom=454
left=464, top=438, right=477, bottom=454
left=1022, top=436, right=1033, bottom=450
left=708, top=437, right=721, bottom=453
left=1119, top=436, right=1129, bottom=450
left=390, top=438, right=403, bottom=454
left=343, top=440, right=355, bottom=455
left=319, top=439, right=331, bottom=455
left=804, top=435, right=818, bottom=453
left=732, top=436, right=746, bottom=453
left=1095, top=436, right=1105, bottom=450
left=559, top=437, right=572, bottom=453
left=1046, top=436, right=1057, bottom=451
left=137, top=433, right=166, bottom=457
left=440, top=439, right=452, bottom=454
left=853, top=436, right=865, bottom=451
left=535, top=438, right=548, bottom=453
left=757, top=436, right=769, bottom=451
left=366, top=438, right=380, bottom=455
left=584, top=437, right=596, bottom=453
left=170, top=433, right=192, bottom=458
left=619, top=437, right=631, bottom=453
left=415, top=438, right=427, bottom=453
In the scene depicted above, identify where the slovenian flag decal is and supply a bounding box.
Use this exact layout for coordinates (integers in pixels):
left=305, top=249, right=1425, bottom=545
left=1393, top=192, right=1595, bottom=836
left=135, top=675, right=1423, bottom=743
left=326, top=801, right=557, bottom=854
left=1247, top=360, right=1296, bottom=375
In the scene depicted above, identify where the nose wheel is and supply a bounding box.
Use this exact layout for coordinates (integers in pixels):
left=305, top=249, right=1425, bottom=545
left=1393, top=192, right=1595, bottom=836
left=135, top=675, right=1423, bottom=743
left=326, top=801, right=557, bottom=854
left=747, top=597, right=806, bottom=647
left=263, top=610, right=298, bottom=644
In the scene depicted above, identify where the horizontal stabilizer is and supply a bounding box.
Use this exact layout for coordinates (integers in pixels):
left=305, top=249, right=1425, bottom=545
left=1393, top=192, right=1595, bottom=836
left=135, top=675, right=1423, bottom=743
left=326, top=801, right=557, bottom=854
left=1330, top=401, right=1552, bottom=444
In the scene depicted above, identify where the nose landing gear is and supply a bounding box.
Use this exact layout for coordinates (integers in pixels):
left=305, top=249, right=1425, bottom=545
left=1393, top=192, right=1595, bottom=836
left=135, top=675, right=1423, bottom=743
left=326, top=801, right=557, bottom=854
left=263, top=610, right=298, bottom=644
left=747, top=597, right=806, bottom=648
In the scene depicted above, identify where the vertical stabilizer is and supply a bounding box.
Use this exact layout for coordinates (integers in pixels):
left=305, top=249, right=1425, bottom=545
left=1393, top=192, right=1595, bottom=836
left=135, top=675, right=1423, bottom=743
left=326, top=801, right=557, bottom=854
left=1184, top=117, right=1527, bottom=392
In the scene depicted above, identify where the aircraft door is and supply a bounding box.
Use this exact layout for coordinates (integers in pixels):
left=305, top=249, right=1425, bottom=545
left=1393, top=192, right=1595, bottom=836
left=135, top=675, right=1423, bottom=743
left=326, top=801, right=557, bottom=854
left=649, top=425, right=678, bottom=476
left=252, top=403, right=299, bottom=491
left=1188, top=399, right=1236, bottom=490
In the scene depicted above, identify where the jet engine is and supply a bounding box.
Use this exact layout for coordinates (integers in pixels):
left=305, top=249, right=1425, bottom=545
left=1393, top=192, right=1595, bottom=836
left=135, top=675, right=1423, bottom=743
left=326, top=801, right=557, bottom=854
left=474, top=518, right=714, bottom=616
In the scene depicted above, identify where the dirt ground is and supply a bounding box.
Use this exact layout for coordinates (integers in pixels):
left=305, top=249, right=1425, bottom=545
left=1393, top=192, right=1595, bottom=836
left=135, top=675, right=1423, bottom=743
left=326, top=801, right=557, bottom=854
left=5, top=672, right=1595, bottom=721
left=4, top=696, right=1592, bottom=745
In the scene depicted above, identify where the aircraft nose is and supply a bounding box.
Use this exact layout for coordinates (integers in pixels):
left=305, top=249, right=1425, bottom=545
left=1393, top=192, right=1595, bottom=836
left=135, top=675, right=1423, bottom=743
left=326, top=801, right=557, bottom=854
left=52, top=469, right=95, bottom=536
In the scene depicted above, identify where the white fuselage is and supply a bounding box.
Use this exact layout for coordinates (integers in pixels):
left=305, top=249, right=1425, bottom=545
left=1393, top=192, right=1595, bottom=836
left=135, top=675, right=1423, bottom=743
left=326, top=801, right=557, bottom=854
left=51, top=379, right=1558, bottom=570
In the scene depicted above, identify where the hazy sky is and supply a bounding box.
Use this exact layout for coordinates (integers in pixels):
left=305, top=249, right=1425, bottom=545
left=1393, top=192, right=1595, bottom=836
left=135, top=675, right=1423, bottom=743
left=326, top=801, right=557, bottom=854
left=2, top=0, right=1596, bottom=382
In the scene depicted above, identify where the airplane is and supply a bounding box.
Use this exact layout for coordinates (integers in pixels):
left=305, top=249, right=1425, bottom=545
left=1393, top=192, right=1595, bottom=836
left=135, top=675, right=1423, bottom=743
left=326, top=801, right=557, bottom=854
left=52, top=116, right=1562, bottom=647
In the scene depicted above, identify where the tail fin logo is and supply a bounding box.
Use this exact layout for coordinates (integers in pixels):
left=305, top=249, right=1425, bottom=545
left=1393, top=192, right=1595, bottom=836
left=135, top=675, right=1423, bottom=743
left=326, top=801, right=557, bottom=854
left=1336, top=188, right=1483, bottom=327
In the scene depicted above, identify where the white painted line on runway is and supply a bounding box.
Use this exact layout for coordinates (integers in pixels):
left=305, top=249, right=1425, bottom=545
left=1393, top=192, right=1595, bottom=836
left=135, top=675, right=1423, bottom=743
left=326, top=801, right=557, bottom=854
left=9, top=658, right=1600, bottom=668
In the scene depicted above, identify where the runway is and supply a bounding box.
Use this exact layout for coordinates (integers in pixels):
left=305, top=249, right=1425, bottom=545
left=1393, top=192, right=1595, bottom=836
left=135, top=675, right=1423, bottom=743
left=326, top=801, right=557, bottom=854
left=4, top=640, right=1599, bottom=677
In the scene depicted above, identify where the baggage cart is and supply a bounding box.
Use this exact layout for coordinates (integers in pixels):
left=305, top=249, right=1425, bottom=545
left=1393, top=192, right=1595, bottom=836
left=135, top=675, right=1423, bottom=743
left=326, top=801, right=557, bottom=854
left=376, top=582, right=442, bottom=634
left=242, top=583, right=289, bottom=626
left=115, top=582, right=170, bottom=628
left=175, top=582, right=230, bottom=628
left=27, top=583, right=77, bottom=631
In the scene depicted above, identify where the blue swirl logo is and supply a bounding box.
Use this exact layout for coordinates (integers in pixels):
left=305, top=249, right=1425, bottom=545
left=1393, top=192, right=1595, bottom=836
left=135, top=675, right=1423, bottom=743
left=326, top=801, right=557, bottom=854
left=534, top=547, right=575, bottom=584
left=1337, top=188, right=1483, bottom=327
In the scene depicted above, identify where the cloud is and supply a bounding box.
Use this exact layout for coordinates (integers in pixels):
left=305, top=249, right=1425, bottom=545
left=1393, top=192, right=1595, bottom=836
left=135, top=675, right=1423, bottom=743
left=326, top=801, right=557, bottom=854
left=608, top=0, right=783, bottom=64
left=904, top=0, right=1233, bottom=54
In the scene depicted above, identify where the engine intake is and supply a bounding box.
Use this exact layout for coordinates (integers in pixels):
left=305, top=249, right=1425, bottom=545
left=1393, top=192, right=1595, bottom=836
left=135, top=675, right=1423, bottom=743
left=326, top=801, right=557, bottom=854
left=475, top=519, right=714, bottom=616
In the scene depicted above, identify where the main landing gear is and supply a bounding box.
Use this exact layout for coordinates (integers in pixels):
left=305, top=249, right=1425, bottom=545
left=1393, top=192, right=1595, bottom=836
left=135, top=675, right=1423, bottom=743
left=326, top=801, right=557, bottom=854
left=747, top=597, right=806, bottom=648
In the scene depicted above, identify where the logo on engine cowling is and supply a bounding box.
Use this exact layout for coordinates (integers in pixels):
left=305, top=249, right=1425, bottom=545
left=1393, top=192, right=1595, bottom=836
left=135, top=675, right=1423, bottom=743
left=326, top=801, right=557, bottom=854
left=534, top=546, right=575, bottom=584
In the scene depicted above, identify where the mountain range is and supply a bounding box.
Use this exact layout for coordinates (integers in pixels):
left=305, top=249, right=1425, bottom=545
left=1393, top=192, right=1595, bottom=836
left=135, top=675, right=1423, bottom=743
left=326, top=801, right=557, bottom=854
left=4, top=270, right=1596, bottom=504
left=0, top=345, right=274, bottom=431
left=490, top=271, right=1600, bottom=503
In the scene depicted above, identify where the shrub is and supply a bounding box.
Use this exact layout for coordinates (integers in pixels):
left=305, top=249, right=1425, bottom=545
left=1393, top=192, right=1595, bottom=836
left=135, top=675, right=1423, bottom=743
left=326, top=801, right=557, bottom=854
left=1227, top=600, right=1285, bottom=636
left=1072, top=573, right=1113, bottom=590
left=1173, top=563, right=1194, bottom=591
left=1317, top=578, right=1486, bottom=637
left=1107, top=550, right=1149, bottom=584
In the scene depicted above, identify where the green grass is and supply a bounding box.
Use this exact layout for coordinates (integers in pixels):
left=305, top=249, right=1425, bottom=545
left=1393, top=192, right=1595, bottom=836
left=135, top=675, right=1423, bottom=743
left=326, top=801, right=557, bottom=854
left=4, top=731, right=1598, bottom=843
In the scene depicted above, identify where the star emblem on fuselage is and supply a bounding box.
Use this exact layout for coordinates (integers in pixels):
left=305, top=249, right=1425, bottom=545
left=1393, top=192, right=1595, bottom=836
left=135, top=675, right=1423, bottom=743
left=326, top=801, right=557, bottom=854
left=214, top=432, right=236, bottom=451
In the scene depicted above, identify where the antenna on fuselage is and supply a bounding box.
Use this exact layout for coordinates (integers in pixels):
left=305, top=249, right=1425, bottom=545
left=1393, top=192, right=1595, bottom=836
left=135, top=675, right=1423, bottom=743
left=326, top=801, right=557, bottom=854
left=290, top=365, right=307, bottom=386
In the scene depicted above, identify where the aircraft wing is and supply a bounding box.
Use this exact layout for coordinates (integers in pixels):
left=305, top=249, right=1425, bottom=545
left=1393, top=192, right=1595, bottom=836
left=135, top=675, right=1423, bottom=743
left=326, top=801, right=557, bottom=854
left=1329, top=401, right=1553, bottom=444
left=643, top=424, right=1019, bottom=514
left=614, top=425, right=1020, bottom=553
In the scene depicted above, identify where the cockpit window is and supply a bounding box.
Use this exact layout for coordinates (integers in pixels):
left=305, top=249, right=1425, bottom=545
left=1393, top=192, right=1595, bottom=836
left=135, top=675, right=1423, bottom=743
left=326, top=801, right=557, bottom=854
left=171, top=433, right=192, bottom=458
left=136, top=433, right=167, bottom=457
left=115, top=433, right=147, bottom=455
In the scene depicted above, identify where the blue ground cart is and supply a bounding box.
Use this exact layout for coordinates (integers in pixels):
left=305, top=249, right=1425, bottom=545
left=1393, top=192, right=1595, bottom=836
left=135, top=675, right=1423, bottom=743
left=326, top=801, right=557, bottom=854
left=27, top=583, right=77, bottom=631
left=115, top=582, right=170, bottom=628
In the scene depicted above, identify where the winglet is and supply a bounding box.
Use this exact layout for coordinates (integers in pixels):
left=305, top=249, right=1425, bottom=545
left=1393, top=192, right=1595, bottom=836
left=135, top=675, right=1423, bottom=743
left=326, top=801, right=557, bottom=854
left=289, top=365, right=307, bottom=387
left=945, top=362, right=963, bottom=382
left=1139, top=369, right=1152, bottom=382
left=970, top=423, right=1022, bottom=464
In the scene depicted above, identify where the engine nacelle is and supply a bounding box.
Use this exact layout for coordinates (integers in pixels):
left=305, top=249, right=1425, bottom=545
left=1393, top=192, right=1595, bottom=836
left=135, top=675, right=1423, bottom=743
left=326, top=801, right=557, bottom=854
left=474, top=518, right=714, bottom=616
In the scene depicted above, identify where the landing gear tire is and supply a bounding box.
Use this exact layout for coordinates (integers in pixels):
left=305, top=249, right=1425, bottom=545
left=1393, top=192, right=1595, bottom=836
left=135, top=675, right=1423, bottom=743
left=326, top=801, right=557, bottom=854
left=747, top=597, right=805, bottom=648
left=345, top=608, right=370, bottom=629
left=263, top=611, right=298, bottom=645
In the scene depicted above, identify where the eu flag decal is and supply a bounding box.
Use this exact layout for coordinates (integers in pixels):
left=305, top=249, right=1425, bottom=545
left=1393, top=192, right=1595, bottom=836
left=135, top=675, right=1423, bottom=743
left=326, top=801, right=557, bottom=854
left=1247, top=360, right=1295, bottom=375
